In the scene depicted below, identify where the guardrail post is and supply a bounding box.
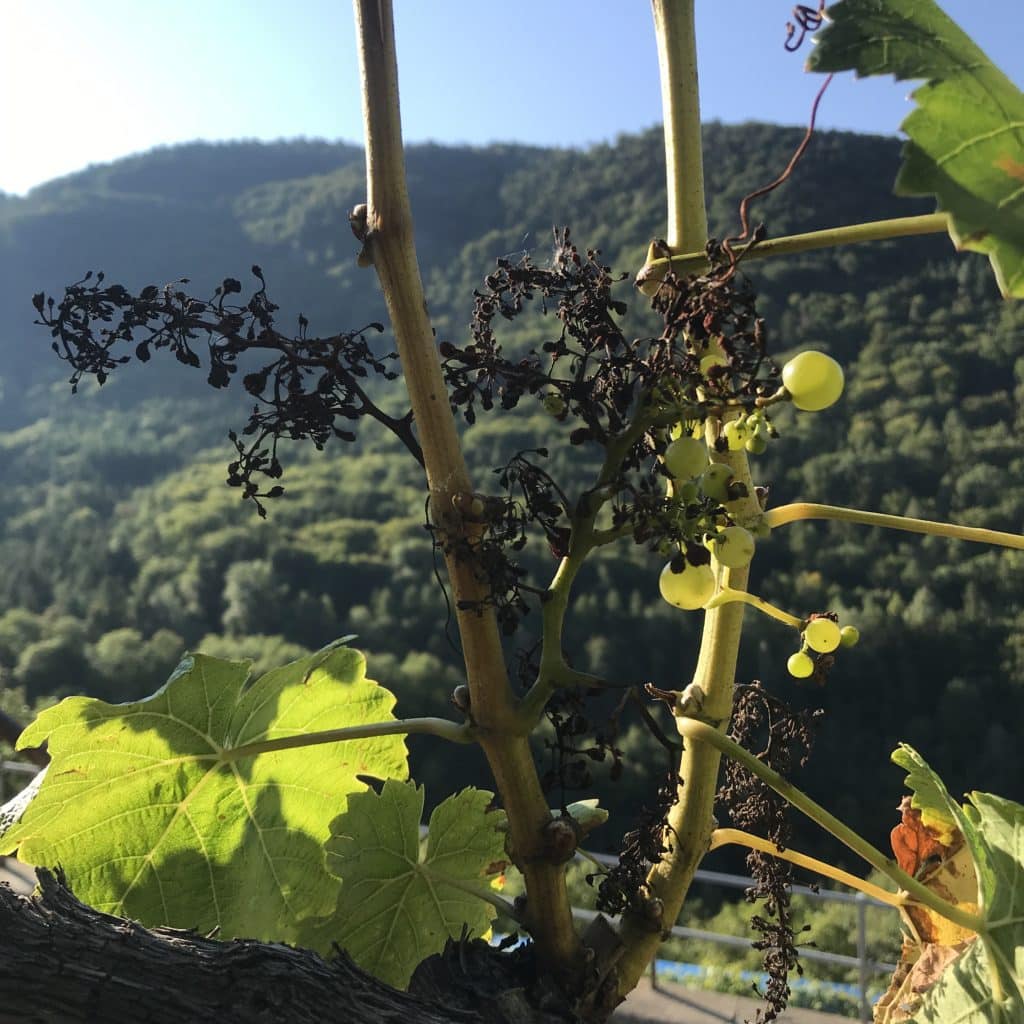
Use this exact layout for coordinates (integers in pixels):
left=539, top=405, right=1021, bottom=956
left=856, top=892, right=869, bottom=1021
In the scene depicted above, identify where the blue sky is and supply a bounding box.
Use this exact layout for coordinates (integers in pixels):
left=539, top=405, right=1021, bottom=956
left=2, top=1, right=1021, bottom=195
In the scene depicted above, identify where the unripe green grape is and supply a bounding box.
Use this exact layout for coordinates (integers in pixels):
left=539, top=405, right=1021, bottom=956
left=659, top=560, right=716, bottom=610
left=722, top=420, right=747, bottom=452
left=840, top=625, right=861, bottom=648
left=803, top=618, right=842, bottom=654
left=670, top=421, right=703, bottom=441
left=782, top=351, right=845, bottom=412
left=745, top=433, right=769, bottom=455
left=706, top=525, right=756, bottom=569
left=676, top=480, right=699, bottom=503
left=787, top=651, right=814, bottom=679
left=699, top=463, right=733, bottom=503
left=542, top=393, right=567, bottom=417
left=663, top=436, right=707, bottom=480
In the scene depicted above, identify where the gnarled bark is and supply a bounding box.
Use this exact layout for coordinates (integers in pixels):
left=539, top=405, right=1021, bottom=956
left=0, top=870, right=597, bottom=1023
left=0, top=869, right=471, bottom=1024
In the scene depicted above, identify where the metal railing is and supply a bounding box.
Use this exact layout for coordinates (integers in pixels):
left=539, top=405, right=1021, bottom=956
left=2, top=761, right=895, bottom=1021
left=580, top=852, right=898, bottom=1022
left=0, top=759, right=37, bottom=804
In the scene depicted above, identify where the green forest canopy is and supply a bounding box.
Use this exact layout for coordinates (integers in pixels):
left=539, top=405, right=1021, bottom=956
left=1, top=125, right=1022, bottom=871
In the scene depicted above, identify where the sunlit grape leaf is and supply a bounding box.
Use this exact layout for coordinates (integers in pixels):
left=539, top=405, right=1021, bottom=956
left=808, top=0, right=1024, bottom=298
left=323, top=780, right=506, bottom=989
left=1, top=640, right=407, bottom=947
left=878, top=746, right=1024, bottom=1022
left=0, top=766, right=46, bottom=842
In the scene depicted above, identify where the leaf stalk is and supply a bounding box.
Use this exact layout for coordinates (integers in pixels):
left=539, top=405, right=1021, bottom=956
left=225, top=717, right=473, bottom=761
left=679, top=716, right=987, bottom=936
left=708, top=828, right=902, bottom=907
left=766, top=502, right=1024, bottom=551
left=638, top=213, right=949, bottom=282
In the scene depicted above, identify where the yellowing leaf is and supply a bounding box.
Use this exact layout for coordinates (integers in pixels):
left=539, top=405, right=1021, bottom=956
left=879, top=746, right=1024, bottom=1022
left=892, top=743, right=961, bottom=845
left=906, top=842, right=979, bottom=949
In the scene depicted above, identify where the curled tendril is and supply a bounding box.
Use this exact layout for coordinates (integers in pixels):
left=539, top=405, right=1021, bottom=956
left=784, top=3, right=826, bottom=52
left=33, top=267, right=420, bottom=516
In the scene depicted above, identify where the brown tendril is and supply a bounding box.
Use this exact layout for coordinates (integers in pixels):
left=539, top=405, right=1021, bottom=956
left=784, top=2, right=827, bottom=52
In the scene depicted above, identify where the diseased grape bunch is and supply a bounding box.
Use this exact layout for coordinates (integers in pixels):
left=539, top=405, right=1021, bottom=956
left=435, top=230, right=785, bottom=631
left=655, top=337, right=858, bottom=684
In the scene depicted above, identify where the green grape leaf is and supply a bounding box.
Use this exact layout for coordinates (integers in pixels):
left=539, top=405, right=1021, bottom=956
left=886, top=747, right=1024, bottom=1021
left=324, top=780, right=506, bottom=990
left=1, top=640, right=407, bottom=948
left=892, top=742, right=961, bottom=843
left=808, top=0, right=1024, bottom=298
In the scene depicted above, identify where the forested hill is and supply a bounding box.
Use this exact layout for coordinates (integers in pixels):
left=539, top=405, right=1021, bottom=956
left=1, top=126, right=1022, bottom=867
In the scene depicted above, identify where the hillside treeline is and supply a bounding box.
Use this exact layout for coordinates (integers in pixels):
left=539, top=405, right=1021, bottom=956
left=1, top=125, right=1022, bottom=868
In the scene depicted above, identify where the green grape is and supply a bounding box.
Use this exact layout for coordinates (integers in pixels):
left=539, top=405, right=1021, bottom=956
left=542, top=393, right=567, bottom=417
left=663, top=436, right=707, bottom=480
left=803, top=618, right=842, bottom=653
left=787, top=651, right=814, bottom=679
left=676, top=480, right=699, bottom=503
left=699, top=463, right=732, bottom=503
left=722, top=420, right=747, bottom=451
left=840, top=625, right=861, bottom=648
left=659, top=560, right=716, bottom=610
left=706, top=525, right=756, bottom=569
left=670, top=420, right=703, bottom=441
left=782, top=350, right=844, bottom=412
left=744, top=433, right=769, bottom=455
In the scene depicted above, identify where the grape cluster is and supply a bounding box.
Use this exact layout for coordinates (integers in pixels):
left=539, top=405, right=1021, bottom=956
left=656, top=445, right=759, bottom=611
left=657, top=346, right=848, bottom=626
left=786, top=615, right=860, bottom=681
left=31, top=269, right=414, bottom=516
left=718, top=408, right=776, bottom=455
left=437, top=231, right=781, bottom=629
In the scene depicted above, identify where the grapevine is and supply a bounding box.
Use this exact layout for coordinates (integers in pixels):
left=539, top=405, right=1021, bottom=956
left=2, top=3, right=1024, bottom=1023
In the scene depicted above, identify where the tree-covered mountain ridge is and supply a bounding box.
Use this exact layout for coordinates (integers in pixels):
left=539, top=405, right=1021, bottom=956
left=0, top=124, right=940, bottom=402
left=1, top=124, right=1022, bottom=864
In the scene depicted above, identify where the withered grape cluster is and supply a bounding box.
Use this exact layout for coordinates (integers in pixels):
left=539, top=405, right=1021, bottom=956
left=442, top=229, right=779, bottom=460
left=591, top=768, right=682, bottom=919
left=33, top=268, right=418, bottom=516
left=718, top=682, right=824, bottom=1023
left=437, top=229, right=780, bottom=631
